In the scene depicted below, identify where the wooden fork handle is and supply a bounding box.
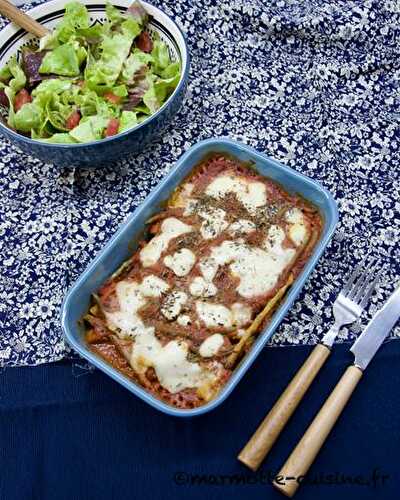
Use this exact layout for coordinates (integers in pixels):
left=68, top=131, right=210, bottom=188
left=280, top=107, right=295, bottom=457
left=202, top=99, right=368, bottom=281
left=238, top=344, right=330, bottom=471
left=0, top=0, right=49, bottom=38
left=274, top=365, right=363, bottom=497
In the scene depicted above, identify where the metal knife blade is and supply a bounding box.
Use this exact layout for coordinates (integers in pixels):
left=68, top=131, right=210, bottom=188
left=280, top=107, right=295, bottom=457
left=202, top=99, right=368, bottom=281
left=351, top=285, right=400, bottom=370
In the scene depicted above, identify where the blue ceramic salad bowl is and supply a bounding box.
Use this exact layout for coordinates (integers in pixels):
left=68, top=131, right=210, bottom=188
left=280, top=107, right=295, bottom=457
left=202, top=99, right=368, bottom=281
left=61, top=138, right=339, bottom=417
left=0, top=0, right=189, bottom=168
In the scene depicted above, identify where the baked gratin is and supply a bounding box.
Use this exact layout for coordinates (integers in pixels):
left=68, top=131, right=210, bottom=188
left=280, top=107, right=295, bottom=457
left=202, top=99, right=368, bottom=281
left=84, top=154, right=322, bottom=408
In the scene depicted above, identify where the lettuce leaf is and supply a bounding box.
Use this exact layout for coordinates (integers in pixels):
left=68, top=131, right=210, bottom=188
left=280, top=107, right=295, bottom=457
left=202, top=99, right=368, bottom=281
left=142, top=69, right=180, bottom=113
left=39, top=133, right=78, bottom=144
left=0, top=56, right=27, bottom=128
left=121, top=49, right=153, bottom=84
left=32, top=79, right=72, bottom=96
left=54, top=2, right=90, bottom=43
left=69, top=115, right=109, bottom=142
left=21, top=50, right=47, bottom=86
left=127, top=0, right=148, bottom=25
left=39, top=43, right=85, bottom=76
left=0, top=57, right=26, bottom=93
left=85, top=33, right=133, bottom=87
left=161, top=61, right=181, bottom=80
left=106, top=3, right=127, bottom=26
left=151, top=40, right=171, bottom=74
left=121, top=18, right=141, bottom=38
left=0, top=64, right=12, bottom=83
left=40, top=2, right=90, bottom=50
left=14, top=102, right=43, bottom=132
left=118, top=110, right=137, bottom=132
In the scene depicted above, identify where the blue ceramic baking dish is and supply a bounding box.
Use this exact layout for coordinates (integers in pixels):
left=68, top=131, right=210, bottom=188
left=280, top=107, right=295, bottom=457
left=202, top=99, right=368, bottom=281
left=61, top=138, right=339, bottom=417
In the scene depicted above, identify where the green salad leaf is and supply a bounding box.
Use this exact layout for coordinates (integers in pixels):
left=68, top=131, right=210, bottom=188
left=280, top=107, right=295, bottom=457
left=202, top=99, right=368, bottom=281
left=39, top=133, right=78, bottom=144
left=39, top=43, right=86, bottom=76
left=121, top=49, right=153, bottom=84
left=85, top=33, right=133, bottom=87
left=14, top=102, right=43, bottom=132
left=119, top=110, right=138, bottom=132
left=69, top=115, right=109, bottom=142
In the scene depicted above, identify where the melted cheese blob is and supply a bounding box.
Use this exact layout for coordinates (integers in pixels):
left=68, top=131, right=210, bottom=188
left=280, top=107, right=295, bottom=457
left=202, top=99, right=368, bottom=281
left=177, top=314, right=192, bottom=326
left=196, top=301, right=233, bottom=328
left=189, top=276, right=217, bottom=297
left=231, top=302, right=252, bottom=326
left=229, top=219, right=256, bottom=234
left=199, top=334, right=224, bottom=357
left=140, top=275, right=169, bottom=297
left=161, top=290, right=188, bottom=320
left=154, top=340, right=210, bottom=392
left=199, top=207, right=229, bottom=239
left=285, top=208, right=309, bottom=246
left=199, top=225, right=295, bottom=298
left=105, top=281, right=216, bottom=394
left=205, top=174, right=267, bottom=213
left=285, top=207, right=303, bottom=224
left=164, top=248, right=196, bottom=276
left=140, top=217, right=192, bottom=267
left=290, top=224, right=308, bottom=246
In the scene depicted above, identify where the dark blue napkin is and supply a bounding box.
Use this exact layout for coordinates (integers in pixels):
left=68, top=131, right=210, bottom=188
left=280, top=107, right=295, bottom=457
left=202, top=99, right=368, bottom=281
left=1, top=342, right=399, bottom=500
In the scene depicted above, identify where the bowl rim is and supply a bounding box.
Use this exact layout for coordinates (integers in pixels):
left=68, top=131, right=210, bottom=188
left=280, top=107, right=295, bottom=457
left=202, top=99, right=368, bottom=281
left=61, top=137, right=339, bottom=417
left=0, top=0, right=190, bottom=148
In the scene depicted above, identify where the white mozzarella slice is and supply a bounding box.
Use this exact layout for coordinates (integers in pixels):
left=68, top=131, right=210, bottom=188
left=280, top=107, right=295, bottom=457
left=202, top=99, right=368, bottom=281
left=183, top=199, right=198, bottom=216
left=231, top=302, right=252, bottom=326
left=199, top=334, right=224, bottom=358
left=154, top=340, right=209, bottom=393
left=198, top=225, right=295, bottom=299
left=196, top=301, right=232, bottom=328
left=285, top=208, right=309, bottom=246
left=229, top=219, right=256, bottom=234
left=161, top=291, right=188, bottom=320
left=140, top=275, right=169, bottom=297
left=164, top=248, right=196, bottom=277
left=199, top=207, right=229, bottom=239
left=140, top=217, right=192, bottom=267
left=189, top=276, right=218, bottom=297
left=177, top=314, right=192, bottom=326
left=205, top=174, right=267, bottom=213
left=285, top=207, right=303, bottom=224
left=289, top=223, right=308, bottom=246
left=199, top=257, right=219, bottom=282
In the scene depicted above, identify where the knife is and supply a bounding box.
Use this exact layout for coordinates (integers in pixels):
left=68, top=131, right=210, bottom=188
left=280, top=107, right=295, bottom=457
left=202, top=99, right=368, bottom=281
left=273, top=284, right=400, bottom=498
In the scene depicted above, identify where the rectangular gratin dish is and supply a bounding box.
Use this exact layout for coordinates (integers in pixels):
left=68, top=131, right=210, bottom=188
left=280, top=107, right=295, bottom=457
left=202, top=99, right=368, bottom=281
left=61, top=138, right=338, bottom=417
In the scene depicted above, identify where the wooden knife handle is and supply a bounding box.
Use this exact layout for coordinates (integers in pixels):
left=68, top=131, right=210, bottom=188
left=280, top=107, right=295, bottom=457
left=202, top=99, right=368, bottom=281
left=274, top=365, right=363, bottom=497
left=238, top=344, right=330, bottom=471
left=0, top=0, right=49, bottom=38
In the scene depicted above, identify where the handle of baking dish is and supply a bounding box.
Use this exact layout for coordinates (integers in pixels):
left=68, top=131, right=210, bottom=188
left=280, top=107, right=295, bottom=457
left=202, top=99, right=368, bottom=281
left=237, top=344, right=330, bottom=472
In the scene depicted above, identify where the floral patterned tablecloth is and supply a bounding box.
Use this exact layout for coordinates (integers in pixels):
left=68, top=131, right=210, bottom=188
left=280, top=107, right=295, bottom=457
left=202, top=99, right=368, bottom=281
left=1, top=0, right=399, bottom=367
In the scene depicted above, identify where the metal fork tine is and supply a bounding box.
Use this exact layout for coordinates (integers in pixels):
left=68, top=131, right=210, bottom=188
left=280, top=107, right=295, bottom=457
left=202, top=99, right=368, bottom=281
left=359, top=270, right=382, bottom=308
left=350, top=259, right=378, bottom=302
left=322, top=255, right=378, bottom=348
left=352, top=270, right=374, bottom=303
left=342, top=261, right=365, bottom=295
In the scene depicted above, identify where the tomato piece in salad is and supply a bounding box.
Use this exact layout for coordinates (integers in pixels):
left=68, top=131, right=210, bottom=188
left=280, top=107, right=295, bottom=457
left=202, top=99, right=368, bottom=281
left=104, top=92, right=121, bottom=105
left=14, top=89, right=32, bottom=111
left=105, top=118, right=120, bottom=137
left=135, top=32, right=153, bottom=53
left=65, top=110, right=81, bottom=130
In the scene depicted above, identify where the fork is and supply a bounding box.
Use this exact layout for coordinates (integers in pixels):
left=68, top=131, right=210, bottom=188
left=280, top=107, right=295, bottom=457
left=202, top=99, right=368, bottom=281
left=237, top=259, right=381, bottom=471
